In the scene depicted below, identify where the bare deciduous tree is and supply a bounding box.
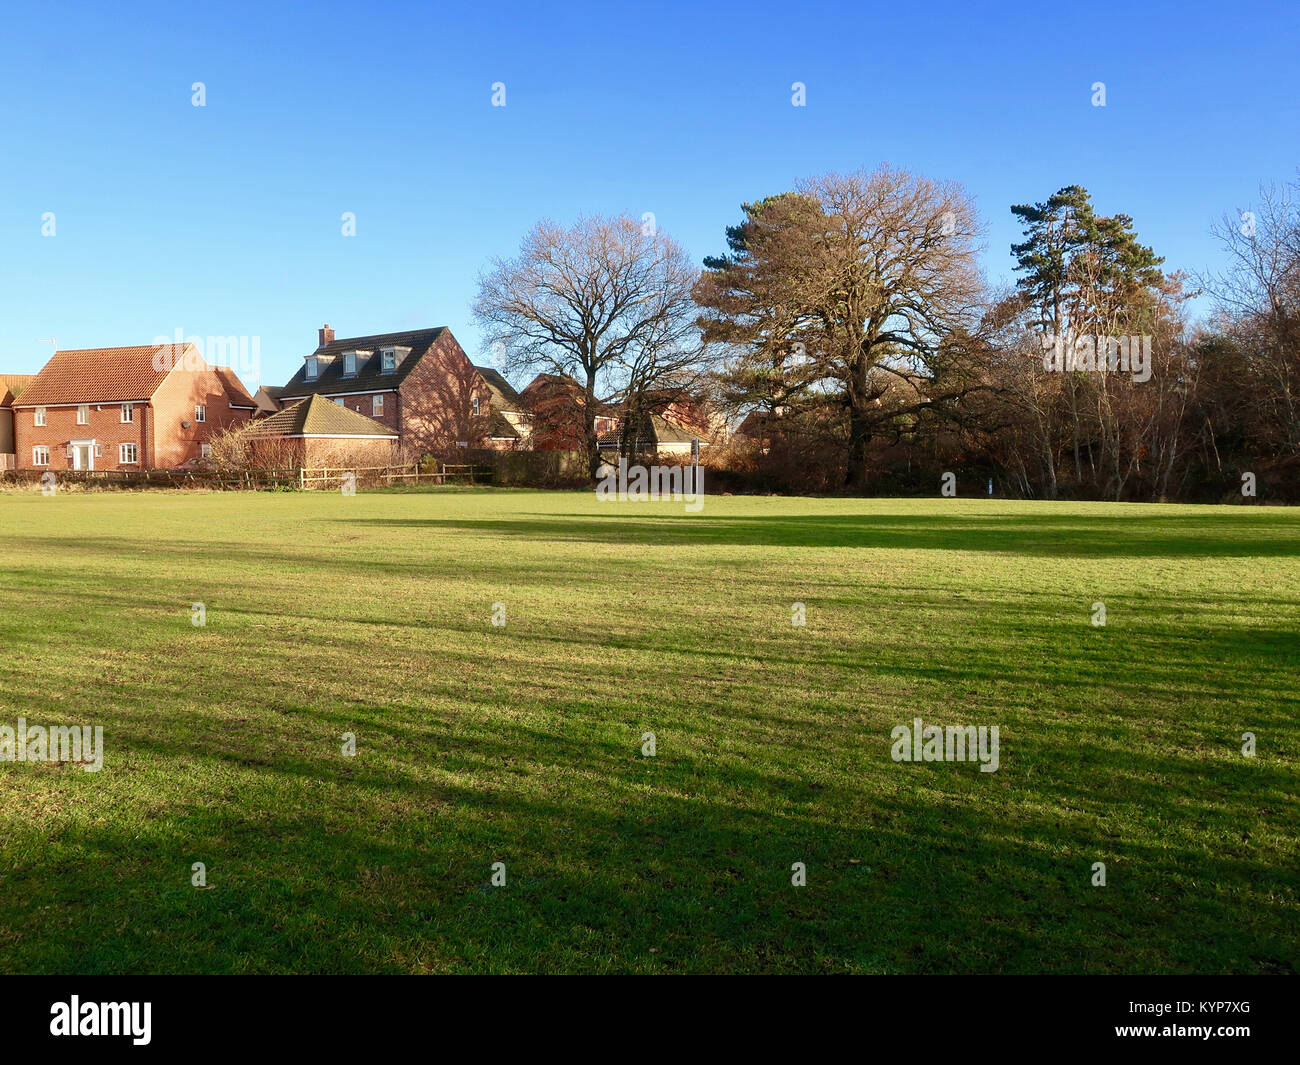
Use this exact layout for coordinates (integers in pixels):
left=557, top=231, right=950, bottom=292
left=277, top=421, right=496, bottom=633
left=1203, top=183, right=1300, bottom=463
left=474, top=214, right=706, bottom=479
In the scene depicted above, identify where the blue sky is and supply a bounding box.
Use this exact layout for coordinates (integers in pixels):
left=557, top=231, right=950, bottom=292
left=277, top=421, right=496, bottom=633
left=2, top=0, right=1297, bottom=389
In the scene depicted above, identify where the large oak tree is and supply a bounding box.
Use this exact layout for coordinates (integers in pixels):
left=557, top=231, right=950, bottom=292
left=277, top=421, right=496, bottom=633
left=695, top=166, right=988, bottom=490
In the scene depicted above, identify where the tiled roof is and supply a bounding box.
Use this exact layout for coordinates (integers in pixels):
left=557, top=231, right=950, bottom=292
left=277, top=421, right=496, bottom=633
left=520, top=372, right=582, bottom=397
left=520, top=372, right=616, bottom=414
left=15, top=344, right=192, bottom=406
left=279, top=328, right=447, bottom=399
left=246, top=394, right=398, bottom=438
left=598, top=412, right=703, bottom=447
left=472, top=365, right=521, bottom=409
left=215, top=367, right=257, bottom=408
left=253, top=385, right=286, bottom=413
left=0, top=374, right=37, bottom=406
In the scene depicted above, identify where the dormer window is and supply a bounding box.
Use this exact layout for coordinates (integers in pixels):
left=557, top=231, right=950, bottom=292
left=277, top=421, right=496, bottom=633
left=305, top=357, right=319, bottom=381
left=343, top=353, right=358, bottom=377
left=379, top=346, right=408, bottom=373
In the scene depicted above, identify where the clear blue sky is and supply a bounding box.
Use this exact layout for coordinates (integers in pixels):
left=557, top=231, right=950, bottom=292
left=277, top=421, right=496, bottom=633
left=2, top=0, right=1297, bottom=389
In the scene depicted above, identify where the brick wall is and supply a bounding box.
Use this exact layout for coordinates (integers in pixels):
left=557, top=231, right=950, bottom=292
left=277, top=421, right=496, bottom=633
left=397, top=332, right=494, bottom=458
left=14, top=402, right=148, bottom=471
left=151, top=363, right=254, bottom=467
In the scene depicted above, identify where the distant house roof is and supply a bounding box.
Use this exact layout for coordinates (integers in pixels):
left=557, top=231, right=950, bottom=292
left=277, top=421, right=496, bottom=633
left=246, top=394, right=398, bottom=438
left=279, top=328, right=447, bottom=399
left=215, top=367, right=258, bottom=409
left=599, top=412, right=702, bottom=449
left=472, top=365, right=521, bottom=409
left=520, top=373, right=617, bottom=414
left=253, top=385, right=286, bottom=414
left=0, top=374, right=37, bottom=406
left=14, top=344, right=194, bottom=406
left=521, top=372, right=582, bottom=397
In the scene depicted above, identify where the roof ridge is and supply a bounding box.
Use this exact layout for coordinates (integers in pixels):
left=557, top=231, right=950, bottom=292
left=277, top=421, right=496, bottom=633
left=316, top=327, right=445, bottom=350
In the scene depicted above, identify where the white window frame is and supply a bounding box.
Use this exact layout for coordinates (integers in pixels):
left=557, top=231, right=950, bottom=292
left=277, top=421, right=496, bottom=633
left=472, top=397, right=480, bottom=417
left=305, top=357, right=319, bottom=381
left=200, top=443, right=212, bottom=459
left=34, top=407, right=46, bottom=426
left=195, top=404, right=206, bottom=423
left=77, top=404, right=89, bottom=425
left=121, top=403, right=134, bottom=423
left=381, top=350, right=396, bottom=373
left=343, top=353, right=357, bottom=377
left=32, top=445, right=49, bottom=466
left=372, top=395, right=384, bottom=416
left=120, top=442, right=138, bottom=464
left=335, top=397, right=345, bottom=405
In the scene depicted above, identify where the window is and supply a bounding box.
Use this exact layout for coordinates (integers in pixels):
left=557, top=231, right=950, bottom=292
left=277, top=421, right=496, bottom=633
left=381, top=350, right=396, bottom=373
left=77, top=405, right=89, bottom=424
left=305, top=357, right=319, bottom=380
left=195, top=405, right=206, bottom=422
left=472, top=397, right=480, bottom=417
left=200, top=443, right=212, bottom=459
left=120, top=443, right=138, bottom=464
left=335, top=397, right=345, bottom=405
left=32, top=446, right=49, bottom=466
left=372, top=395, right=384, bottom=416
left=34, top=407, right=46, bottom=426
left=343, top=353, right=357, bottom=377
left=121, top=403, right=134, bottom=423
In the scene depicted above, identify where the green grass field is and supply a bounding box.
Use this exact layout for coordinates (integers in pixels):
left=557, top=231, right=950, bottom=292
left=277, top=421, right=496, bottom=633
left=0, top=488, right=1296, bottom=974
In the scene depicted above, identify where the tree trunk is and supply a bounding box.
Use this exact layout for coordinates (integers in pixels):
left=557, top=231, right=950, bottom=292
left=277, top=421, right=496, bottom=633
left=584, top=374, right=601, bottom=482
left=845, top=404, right=871, bottom=492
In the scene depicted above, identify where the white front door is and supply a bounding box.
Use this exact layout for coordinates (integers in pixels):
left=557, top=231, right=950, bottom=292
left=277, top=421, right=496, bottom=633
left=71, top=442, right=94, bottom=470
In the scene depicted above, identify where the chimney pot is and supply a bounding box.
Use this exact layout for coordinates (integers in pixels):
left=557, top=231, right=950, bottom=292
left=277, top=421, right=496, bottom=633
left=319, top=324, right=335, bottom=346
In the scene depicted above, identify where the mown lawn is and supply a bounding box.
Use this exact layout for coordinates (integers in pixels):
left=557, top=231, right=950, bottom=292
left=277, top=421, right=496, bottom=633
left=0, top=488, right=1296, bottom=974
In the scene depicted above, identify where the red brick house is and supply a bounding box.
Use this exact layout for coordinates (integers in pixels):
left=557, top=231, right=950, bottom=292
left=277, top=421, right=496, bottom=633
left=12, top=343, right=257, bottom=471
left=272, top=325, right=531, bottom=458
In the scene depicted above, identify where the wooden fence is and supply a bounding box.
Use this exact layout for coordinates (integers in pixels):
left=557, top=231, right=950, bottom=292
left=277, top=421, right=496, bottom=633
left=296, top=463, right=491, bottom=490
left=0, top=462, right=494, bottom=492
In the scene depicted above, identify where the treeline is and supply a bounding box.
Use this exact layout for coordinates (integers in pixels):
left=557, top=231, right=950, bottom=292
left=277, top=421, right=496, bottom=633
left=475, top=167, right=1300, bottom=501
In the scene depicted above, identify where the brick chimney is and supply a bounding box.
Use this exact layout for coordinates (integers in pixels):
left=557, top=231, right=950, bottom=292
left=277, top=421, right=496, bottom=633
left=319, top=323, right=335, bottom=347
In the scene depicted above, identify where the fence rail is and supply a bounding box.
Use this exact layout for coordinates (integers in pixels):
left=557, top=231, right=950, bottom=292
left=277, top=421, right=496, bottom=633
left=0, top=462, right=495, bottom=492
